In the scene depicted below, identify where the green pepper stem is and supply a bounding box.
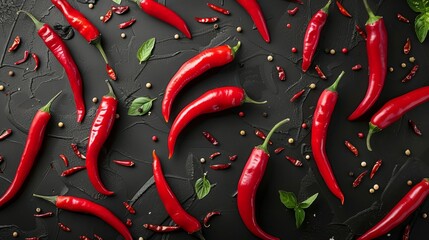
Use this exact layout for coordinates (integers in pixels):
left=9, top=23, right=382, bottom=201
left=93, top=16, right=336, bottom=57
left=33, top=194, right=58, bottom=205
left=193, top=231, right=206, bottom=240
left=260, top=118, right=290, bottom=152
left=17, top=10, right=44, bottom=30
left=321, top=0, right=332, bottom=13
left=105, top=80, right=116, bottom=99
left=39, top=91, right=62, bottom=113
left=363, top=0, right=382, bottom=25
left=244, top=94, right=267, bottom=105
left=326, top=71, right=345, bottom=92
left=93, top=39, right=109, bottom=64
left=231, top=41, right=241, bottom=57
left=366, top=122, right=381, bottom=151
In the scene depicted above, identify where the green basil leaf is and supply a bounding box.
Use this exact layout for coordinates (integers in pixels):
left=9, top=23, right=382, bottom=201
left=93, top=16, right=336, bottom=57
left=137, top=37, right=156, bottom=64
left=299, top=193, right=319, bottom=209
left=112, top=0, right=121, bottom=4
left=128, top=97, right=156, bottom=116
left=407, top=0, right=429, bottom=13
left=415, top=12, right=429, bottom=42
left=195, top=175, right=211, bottom=199
left=279, top=190, right=298, bottom=209
left=295, top=207, right=305, bottom=228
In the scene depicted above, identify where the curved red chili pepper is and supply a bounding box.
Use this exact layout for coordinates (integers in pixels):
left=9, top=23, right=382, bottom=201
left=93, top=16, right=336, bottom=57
left=203, top=211, right=221, bottom=227
left=0, top=92, right=61, bottom=208
left=32, top=53, right=40, bottom=71
left=152, top=150, right=204, bottom=238
left=162, top=42, right=241, bottom=122
left=366, top=86, right=429, bottom=151
left=33, top=194, right=133, bottom=240
left=86, top=81, right=117, bottom=195
left=236, top=0, right=270, bottom=43
left=238, top=118, right=289, bottom=240
left=61, top=165, right=86, bottom=177
left=207, top=3, right=230, bottom=15
left=18, top=11, right=85, bottom=123
left=335, top=1, right=352, bottom=18
left=14, top=50, right=30, bottom=65
left=301, top=0, right=331, bottom=72
left=167, top=86, right=266, bottom=158
left=357, top=178, right=429, bottom=240
left=348, top=0, right=387, bottom=120
left=118, top=18, right=136, bottom=29
left=195, top=17, right=218, bottom=23
left=8, top=36, right=21, bottom=52
left=311, top=71, right=345, bottom=204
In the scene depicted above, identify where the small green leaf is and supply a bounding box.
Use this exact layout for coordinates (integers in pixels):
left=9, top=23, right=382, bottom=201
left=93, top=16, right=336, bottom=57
left=195, top=175, right=211, bottom=199
left=407, top=0, right=429, bottom=13
left=128, top=97, right=156, bottom=116
left=137, top=37, right=156, bottom=64
left=415, top=12, right=429, bottom=42
left=279, top=190, right=298, bottom=209
left=299, top=193, right=319, bottom=209
left=112, top=0, right=121, bottom=4
left=294, top=207, right=305, bottom=228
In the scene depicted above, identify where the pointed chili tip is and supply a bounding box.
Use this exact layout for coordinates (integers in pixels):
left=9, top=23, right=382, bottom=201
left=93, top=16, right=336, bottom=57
left=339, top=193, right=345, bottom=205
left=39, top=91, right=62, bottom=113
left=326, top=71, right=345, bottom=92
left=17, top=10, right=44, bottom=30
left=76, top=110, right=85, bottom=123
left=33, top=194, right=58, bottom=205
left=105, top=80, right=116, bottom=99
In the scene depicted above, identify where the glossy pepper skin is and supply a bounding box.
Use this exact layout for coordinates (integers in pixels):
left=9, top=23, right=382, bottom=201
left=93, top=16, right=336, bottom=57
left=86, top=82, right=117, bottom=196
left=348, top=0, right=387, bottom=120
left=358, top=178, right=429, bottom=240
left=33, top=194, right=133, bottom=240
left=162, top=42, right=241, bottom=122
left=302, top=0, right=331, bottom=72
left=18, top=11, right=85, bottom=123
left=238, top=118, right=289, bottom=240
left=311, top=71, right=345, bottom=204
left=0, top=92, right=61, bottom=208
left=167, top=86, right=266, bottom=158
left=236, top=0, right=270, bottom=43
left=366, top=86, right=429, bottom=151
left=152, top=151, right=204, bottom=238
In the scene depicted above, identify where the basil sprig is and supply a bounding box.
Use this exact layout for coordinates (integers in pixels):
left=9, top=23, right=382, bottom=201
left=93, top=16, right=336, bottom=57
left=407, top=0, right=429, bottom=42
left=279, top=191, right=318, bottom=228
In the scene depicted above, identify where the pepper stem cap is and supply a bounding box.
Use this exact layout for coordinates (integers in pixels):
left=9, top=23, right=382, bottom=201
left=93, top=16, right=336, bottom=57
left=231, top=41, right=241, bottom=57
left=39, top=91, right=62, bottom=113
left=326, top=71, right=345, bottom=92
left=321, top=0, right=332, bottom=13
left=33, top=194, right=58, bottom=205
left=105, top=80, right=116, bottom=99
left=366, top=122, right=381, bottom=151
left=17, top=10, right=44, bottom=30
left=243, top=94, right=267, bottom=105
left=260, top=118, right=290, bottom=152
left=363, top=0, right=382, bottom=24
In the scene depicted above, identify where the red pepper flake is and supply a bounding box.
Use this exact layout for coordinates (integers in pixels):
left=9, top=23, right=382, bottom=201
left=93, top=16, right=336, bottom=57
left=203, top=211, right=221, bottom=227
left=403, top=224, right=411, bottom=240
left=202, top=131, right=219, bottom=146
left=123, top=202, right=136, bottom=214
left=106, top=64, right=117, bottom=81
left=71, top=143, right=86, bottom=160
left=352, top=170, right=368, bottom=187
left=8, top=36, right=21, bottom=52
left=79, top=236, right=90, bottom=240
left=355, top=24, right=367, bottom=40
left=111, top=5, right=129, bottom=15
left=352, top=64, right=362, bottom=71
left=344, top=140, right=359, bottom=156
left=34, top=211, right=54, bottom=218
left=207, top=3, right=230, bottom=15
left=403, top=38, right=411, bottom=54
left=103, top=10, right=113, bottom=23
left=209, top=163, right=232, bottom=170
left=408, top=120, right=422, bottom=136
left=229, top=155, right=238, bottom=161
left=274, top=147, right=285, bottom=154
left=276, top=66, right=286, bottom=81
left=32, top=53, right=40, bottom=71
left=93, top=234, right=103, bottom=240
left=357, top=132, right=364, bottom=139
left=126, top=218, right=132, bottom=227
left=315, top=65, right=327, bottom=79
left=285, top=156, right=303, bottom=167
left=14, top=50, right=30, bottom=65
left=118, top=18, right=136, bottom=29
left=61, top=166, right=86, bottom=177
left=59, top=154, right=69, bottom=167
left=401, top=65, right=419, bottom=83
left=397, top=13, right=410, bottom=23
left=370, top=160, right=382, bottom=179
left=290, top=89, right=305, bottom=102
left=143, top=224, right=181, bottom=232
left=336, top=1, right=352, bottom=18
left=113, top=160, right=135, bottom=167
left=287, top=7, right=299, bottom=16
left=195, top=17, right=219, bottom=23
left=209, top=151, right=221, bottom=159
left=0, top=129, right=12, bottom=141
left=58, top=222, right=71, bottom=232
left=25, top=238, right=40, bottom=240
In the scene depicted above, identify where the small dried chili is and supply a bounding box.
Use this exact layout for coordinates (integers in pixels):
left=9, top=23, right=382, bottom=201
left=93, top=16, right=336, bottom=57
left=123, top=202, right=136, bottom=214
left=285, top=156, right=303, bottom=167
left=32, top=53, right=40, bottom=71
left=143, top=223, right=181, bottom=232
left=93, top=234, right=103, bottom=240
left=315, top=65, right=327, bottom=79
left=79, top=236, right=90, bottom=240
left=195, top=17, right=218, bottom=23
left=209, top=152, right=221, bottom=159
left=290, top=89, right=305, bottom=102
left=113, top=160, right=135, bottom=167
left=336, top=1, right=352, bottom=18
left=111, top=6, right=129, bottom=14
left=59, top=154, right=69, bottom=167
left=106, top=64, right=117, bottom=81
left=71, top=143, right=86, bottom=159
left=25, top=237, right=40, bottom=240
left=34, top=211, right=54, bottom=217
left=126, top=218, right=132, bottom=227
left=14, top=50, right=30, bottom=65
left=58, top=222, right=71, bottom=232
left=403, top=224, right=411, bottom=240
left=276, top=66, right=286, bottom=81
left=207, top=3, right=230, bottom=15
left=229, top=155, right=238, bottom=161
left=355, top=24, right=367, bottom=40
left=0, top=129, right=12, bottom=141
left=254, top=129, right=272, bottom=144
left=397, top=13, right=410, bottom=23
left=274, top=147, right=284, bottom=154
left=352, top=64, right=362, bottom=71
left=401, top=65, right=419, bottom=83
left=287, top=7, right=299, bottom=16
left=403, top=38, right=411, bottom=54
left=202, top=131, right=219, bottom=146
left=408, top=120, right=422, bottom=136
left=61, top=166, right=86, bottom=177
left=118, top=18, right=136, bottom=29
left=352, top=170, right=368, bottom=188
left=8, top=36, right=21, bottom=52
left=209, top=163, right=232, bottom=170
left=369, top=160, right=382, bottom=179
left=102, top=10, right=113, bottom=23
left=344, top=140, right=358, bottom=156
left=203, top=211, right=221, bottom=227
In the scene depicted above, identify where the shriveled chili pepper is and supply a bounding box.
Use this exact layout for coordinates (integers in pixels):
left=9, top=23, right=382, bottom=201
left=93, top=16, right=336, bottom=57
left=71, top=143, right=86, bottom=159
left=123, top=202, right=135, bottom=214
left=51, top=0, right=116, bottom=80
left=34, top=211, right=54, bottom=217
left=195, top=17, right=218, bottom=23
left=315, top=65, right=327, bottom=79
left=113, top=160, right=135, bottom=167
left=202, top=131, right=219, bottom=146
left=59, top=154, right=69, bottom=167
left=397, top=13, right=410, bottom=23
left=276, top=66, right=286, bottom=81
left=168, top=86, right=266, bottom=158
left=344, top=140, right=358, bottom=156
left=401, top=65, right=419, bottom=83
left=238, top=118, right=289, bottom=240
left=18, top=11, right=86, bottom=123
left=93, top=234, right=103, bottom=240
left=274, top=147, right=284, bottom=154
left=209, top=152, right=221, bottom=159
left=162, top=42, right=241, bottom=122
left=336, top=1, right=352, bottom=18
left=61, top=165, right=86, bottom=177
left=143, top=223, right=181, bottom=232
left=203, top=211, right=221, bottom=227
left=58, top=222, right=71, bottom=232
left=102, top=10, right=113, bottom=23
left=358, top=178, right=429, bottom=240
left=0, top=92, right=61, bottom=208
left=311, top=71, right=345, bottom=204
left=14, top=50, right=29, bottom=65
left=285, top=155, right=303, bottom=167
left=403, top=224, right=411, bottom=240
left=236, top=0, right=270, bottom=42
left=366, top=86, right=429, bottom=151
left=370, top=160, right=382, bottom=179
left=31, top=53, right=39, bottom=71
left=355, top=24, right=367, bottom=40
left=352, top=64, right=362, bottom=71
left=86, top=81, right=117, bottom=195
left=408, top=120, right=422, bottom=136
left=111, top=5, right=129, bottom=15
left=254, top=129, right=272, bottom=144
left=352, top=170, right=368, bottom=188
left=229, top=155, right=238, bottom=161
left=118, top=18, right=136, bottom=29
left=106, top=64, right=117, bottom=81
left=0, top=129, right=12, bottom=141
left=287, top=7, right=299, bottom=16
left=207, top=3, right=230, bottom=15
left=126, top=218, right=132, bottom=227
left=290, top=89, right=306, bottom=102
left=403, top=38, right=411, bottom=54
left=152, top=151, right=204, bottom=238
left=210, top=163, right=231, bottom=170
left=8, top=36, right=21, bottom=52
left=79, top=236, right=90, bottom=240
left=348, top=0, right=387, bottom=121
left=25, top=237, right=40, bottom=240
left=301, top=0, right=331, bottom=72
left=33, top=194, right=133, bottom=240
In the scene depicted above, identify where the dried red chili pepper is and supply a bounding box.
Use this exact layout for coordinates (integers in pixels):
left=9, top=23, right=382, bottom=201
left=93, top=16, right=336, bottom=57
left=34, top=211, right=54, bottom=217
left=14, top=50, right=30, bottom=65
left=254, top=129, right=272, bottom=144
left=207, top=3, right=230, bottom=15
left=162, top=42, right=241, bottom=122
left=86, top=81, right=117, bottom=195
left=113, top=160, right=135, bottom=167
left=287, top=7, right=299, bottom=16
left=311, top=71, right=345, bottom=204
left=403, top=38, right=411, bottom=54
left=236, top=0, right=270, bottom=42
left=397, top=13, right=410, bottom=23
left=25, top=237, right=40, bottom=240
left=126, top=218, right=132, bottom=227
left=401, top=65, right=419, bottom=83
left=8, top=36, right=21, bottom=52
left=0, top=129, right=12, bottom=141
left=152, top=151, right=203, bottom=238
left=203, top=211, right=221, bottom=227
left=202, top=131, right=219, bottom=146
left=93, top=234, right=103, bottom=240
left=143, top=223, right=181, bottom=232
left=58, top=222, right=71, bottom=232
left=408, top=120, right=422, bottom=136
left=352, top=170, right=368, bottom=187
left=123, top=202, right=136, bottom=214
left=168, top=86, right=265, bottom=158
left=209, top=152, right=221, bottom=159
left=348, top=0, right=387, bottom=121
left=106, top=64, right=117, bottom=81
left=302, top=0, right=331, bottom=72
left=118, top=18, right=136, bottom=29
left=336, top=1, right=352, bottom=18
left=344, top=140, right=358, bottom=156
left=31, top=53, right=39, bottom=71
left=71, top=143, right=86, bottom=160
left=61, top=166, right=86, bottom=177
left=59, top=154, right=69, bottom=167
left=355, top=24, right=367, bottom=40
left=358, top=178, right=429, bottom=240
left=352, top=64, right=362, bottom=71
left=238, top=118, right=289, bottom=240
left=276, top=66, right=286, bottom=81
left=315, top=65, right=327, bottom=79
left=366, top=86, right=429, bottom=151
left=111, top=5, right=129, bottom=15
left=229, top=155, right=238, bottom=161
left=285, top=156, right=303, bottom=167
left=79, top=236, right=90, bottom=240
left=18, top=11, right=85, bottom=123
left=33, top=194, right=133, bottom=240
left=195, top=17, right=218, bottom=23
left=103, top=10, right=113, bottom=23
left=274, top=147, right=284, bottom=154
left=209, top=163, right=231, bottom=170
left=402, top=224, right=411, bottom=240
left=370, top=160, right=382, bottom=179
left=0, top=92, right=61, bottom=208
left=290, top=89, right=306, bottom=102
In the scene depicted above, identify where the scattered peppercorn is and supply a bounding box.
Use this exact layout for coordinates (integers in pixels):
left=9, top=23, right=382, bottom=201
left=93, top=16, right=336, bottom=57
left=401, top=63, right=407, bottom=68
left=8, top=71, right=14, bottom=76
left=369, top=188, right=375, bottom=193
left=357, top=132, right=364, bottom=139
left=405, top=149, right=411, bottom=156
left=200, top=158, right=206, bottom=163
left=361, top=161, right=367, bottom=167
left=236, top=26, right=242, bottom=32
left=288, top=138, right=294, bottom=144
left=422, top=213, right=428, bottom=219
left=407, top=180, right=413, bottom=186
left=267, top=55, right=273, bottom=62
left=121, top=33, right=126, bottom=38
left=152, top=136, right=158, bottom=142
left=0, top=85, right=4, bottom=91
left=88, top=3, right=94, bottom=9
left=35, top=207, right=41, bottom=213
left=373, top=184, right=379, bottom=190
left=12, top=232, right=18, bottom=237
left=145, top=83, right=152, bottom=89
left=286, top=23, right=291, bottom=28
left=329, top=49, right=336, bottom=55
left=301, top=123, right=308, bottom=129
left=389, top=67, right=394, bottom=72
left=305, top=154, right=311, bottom=160
left=409, top=57, right=415, bottom=63
left=213, top=24, right=219, bottom=29
left=309, top=83, right=316, bottom=89
left=92, top=97, right=98, bottom=103
left=240, top=130, right=246, bottom=136
left=58, top=122, right=64, bottom=128
left=238, top=111, right=245, bottom=117
left=174, top=34, right=180, bottom=39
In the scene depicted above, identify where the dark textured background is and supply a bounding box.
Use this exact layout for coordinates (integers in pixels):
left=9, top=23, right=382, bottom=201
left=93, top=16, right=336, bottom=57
left=1, top=0, right=429, bottom=239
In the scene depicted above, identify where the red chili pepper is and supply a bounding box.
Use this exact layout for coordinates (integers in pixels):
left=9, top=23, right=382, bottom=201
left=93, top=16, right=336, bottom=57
left=254, top=129, right=272, bottom=144
left=58, top=222, right=71, bottom=232
left=276, top=66, right=286, bottom=81
left=59, top=154, right=69, bottom=167
left=168, top=86, right=265, bottom=158
left=352, top=64, right=362, bottom=71
left=14, top=50, right=30, bottom=65
left=113, top=160, right=135, bottom=167
left=0, top=129, right=12, bottom=141
left=238, top=118, right=289, bottom=240
left=71, top=143, right=86, bottom=160
left=355, top=24, right=367, bottom=40
left=207, top=3, right=230, bottom=15
left=336, top=1, right=352, bottom=18
left=86, top=81, right=117, bottom=195
left=195, top=17, right=218, bottom=23
left=203, top=211, right=221, bottom=227
left=348, top=1, right=387, bottom=121
left=152, top=151, right=203, bottom=238
left=0, top=92, right=61, bottom=208
left=287, top=7, right=299, bottom=16
left=403, top=38, right=411, bottom=54
left=403, top=224, right=411, bottom=240
left=118, top=18, right=136, bottom=29
left=202, top=131, right=219, bottom=146
left=311, top=71, right=345, bottom=204
left=34, top=211, right=54, bottom=217
left=302, top=0, right=331, bottom=72
left=60, top=166, right=86, bottom=177
left=111, top=6, right=129, bottom=15
left=25, top=237, right=40, bottom=240
left=162, top=42, right=241, bottom=122
left=366, top=86, right=429, bottom=151
left=401, top=65, right=419, bottom=83
left=397, top=13, right=410, bottom=23
left=352, top=170, right=368, bottom=188
left=79, top=236, right=90, bottom=240
left=408, top=120, right=422, bottom=136
left=102, top=10, right=113, bottom=23
left=315, top=65, right=327, bottom=79
left=126, top=218, right=132, bottom=227
left=33, top=194, right=133, bottom=240
left=209, top=152, right=221, bottom=159
left=236, top=0, right=270, bottom=42
left=8, top=36, right=21, bottom=52
left=285, top=156, right=303, bottom=167
left=18, top=11, right=85, bottom=123
left=143, top=223, right=181, bottom=232
left=229, top=155, right=238, bottom=161
left=344, top=140, right=358, bottom=156
left=274, top=147, right=284, bottom=154
left=209, top=163, right=231, bottom=170
left=106, top=64, right=117, bottom=81
left=123, top=202, right=136, bottom=214
left=358, top=178, right=429, bottom=240
left=31, top=53, right=40, bottom=71
left=290, top=89, right=306, bottom=102
left=370, top=159, right=382, bottom=179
